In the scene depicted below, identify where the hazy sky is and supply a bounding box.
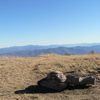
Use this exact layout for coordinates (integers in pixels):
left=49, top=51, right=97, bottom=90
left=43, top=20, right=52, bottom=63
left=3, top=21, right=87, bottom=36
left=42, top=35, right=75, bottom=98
left=0, top=0, right=100, bottom=47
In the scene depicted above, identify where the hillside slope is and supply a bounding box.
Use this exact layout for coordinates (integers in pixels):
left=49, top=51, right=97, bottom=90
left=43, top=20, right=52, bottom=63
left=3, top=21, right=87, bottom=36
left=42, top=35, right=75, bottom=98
left=0, top=54, right=100, bottom=100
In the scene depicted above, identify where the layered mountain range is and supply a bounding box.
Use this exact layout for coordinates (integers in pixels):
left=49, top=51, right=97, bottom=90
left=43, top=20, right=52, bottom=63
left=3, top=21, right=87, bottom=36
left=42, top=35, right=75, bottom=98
left=0, top=43, right=100, bottom=56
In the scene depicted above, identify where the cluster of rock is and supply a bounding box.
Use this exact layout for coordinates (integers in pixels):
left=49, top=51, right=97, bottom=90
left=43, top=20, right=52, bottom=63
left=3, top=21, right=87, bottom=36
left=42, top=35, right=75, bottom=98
left=38, top=71, right=96, bottom=91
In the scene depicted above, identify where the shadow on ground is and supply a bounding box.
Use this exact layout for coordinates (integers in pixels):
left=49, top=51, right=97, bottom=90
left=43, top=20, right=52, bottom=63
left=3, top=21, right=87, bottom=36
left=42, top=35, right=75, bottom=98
left=15, top=85, right=58, bottom=94
left=15, top=85, right=90, bottom=94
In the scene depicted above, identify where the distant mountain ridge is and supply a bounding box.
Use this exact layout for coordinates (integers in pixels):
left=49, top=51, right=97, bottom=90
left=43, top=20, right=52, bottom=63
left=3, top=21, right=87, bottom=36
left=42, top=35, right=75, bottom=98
left=0, top=43, right=100, bottom=56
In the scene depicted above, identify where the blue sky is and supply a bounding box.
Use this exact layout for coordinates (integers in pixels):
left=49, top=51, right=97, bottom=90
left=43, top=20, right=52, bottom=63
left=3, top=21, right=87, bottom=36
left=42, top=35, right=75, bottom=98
left=0, top=0, right=100, bottom=47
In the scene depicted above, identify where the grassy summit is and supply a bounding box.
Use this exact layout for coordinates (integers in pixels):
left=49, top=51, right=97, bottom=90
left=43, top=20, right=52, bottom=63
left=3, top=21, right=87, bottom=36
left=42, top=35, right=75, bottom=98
left=0, top=54, right=100, bottom=100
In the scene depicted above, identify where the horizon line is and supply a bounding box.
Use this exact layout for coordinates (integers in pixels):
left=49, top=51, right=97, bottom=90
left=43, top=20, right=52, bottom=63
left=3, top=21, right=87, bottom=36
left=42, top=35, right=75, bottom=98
left=0, top=42, right=100, bottom=49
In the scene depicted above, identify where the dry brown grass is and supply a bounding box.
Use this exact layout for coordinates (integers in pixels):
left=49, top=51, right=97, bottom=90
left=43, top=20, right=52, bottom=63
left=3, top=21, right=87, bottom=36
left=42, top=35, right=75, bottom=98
left=0, top=54, right=100, bottom=100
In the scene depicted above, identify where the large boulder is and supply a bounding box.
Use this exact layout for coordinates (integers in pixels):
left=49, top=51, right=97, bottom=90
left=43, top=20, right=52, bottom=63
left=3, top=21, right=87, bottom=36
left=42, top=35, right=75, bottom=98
left=38, top=71, right=96, bottom=91
left=38, top=71, right=67, bottom=91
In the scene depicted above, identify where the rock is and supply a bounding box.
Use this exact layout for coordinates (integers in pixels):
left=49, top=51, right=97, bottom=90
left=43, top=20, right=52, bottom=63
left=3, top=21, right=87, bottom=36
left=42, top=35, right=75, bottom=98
left=47, top=71, right=66, bottom=82
left=38, top=71, right=67, bottom=91
left=38, top=71, right=96, bottom=91
left=66, top=74, right=96, bottom=86
left=95, top=68, right=100, bottom=73
left=66, top=74, right=80, bottom=86
left=79, top=76, right=96, bottom=86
